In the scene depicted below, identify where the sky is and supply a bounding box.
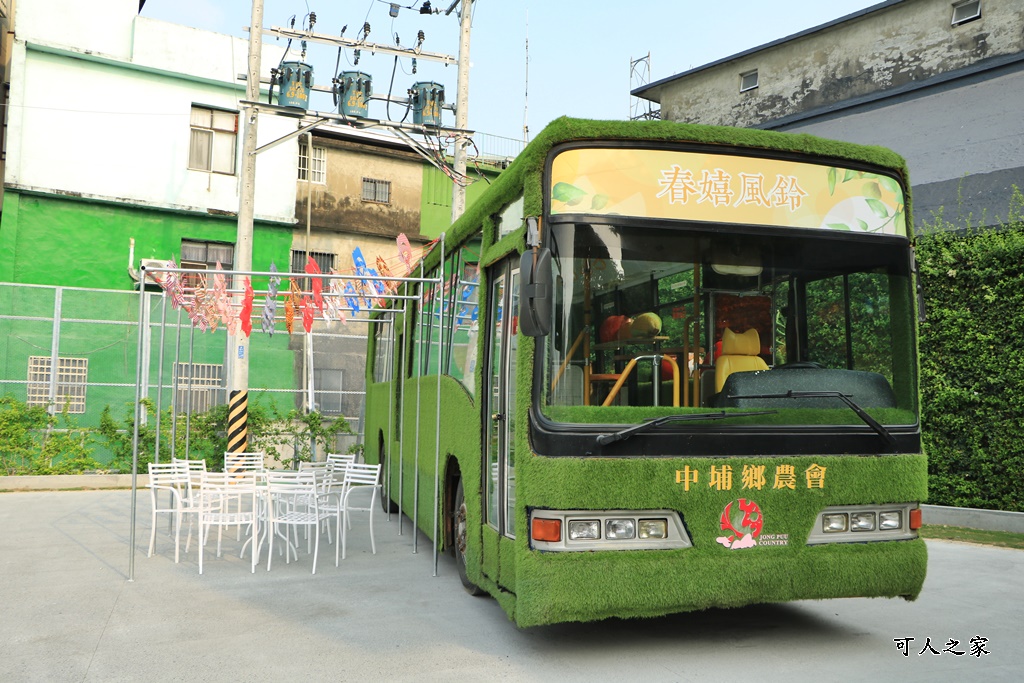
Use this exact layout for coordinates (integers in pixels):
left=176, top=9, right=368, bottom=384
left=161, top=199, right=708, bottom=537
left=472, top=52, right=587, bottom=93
left=141, top=0, right=884, bottom=149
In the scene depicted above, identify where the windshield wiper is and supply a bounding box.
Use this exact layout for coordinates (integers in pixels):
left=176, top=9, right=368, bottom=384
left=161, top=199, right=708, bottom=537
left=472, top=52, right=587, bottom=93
left=727, top=390, right=898, bottom=450
left=595, top=410, right=777, bottom=446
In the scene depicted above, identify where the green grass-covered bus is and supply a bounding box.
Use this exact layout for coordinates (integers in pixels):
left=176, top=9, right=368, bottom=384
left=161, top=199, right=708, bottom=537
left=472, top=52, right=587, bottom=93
left=364, top=117, right=926, bottom=627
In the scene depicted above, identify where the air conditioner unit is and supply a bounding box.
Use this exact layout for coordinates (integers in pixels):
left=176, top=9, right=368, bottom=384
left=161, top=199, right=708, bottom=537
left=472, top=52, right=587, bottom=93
left=139, top=259, right=169, bottom=285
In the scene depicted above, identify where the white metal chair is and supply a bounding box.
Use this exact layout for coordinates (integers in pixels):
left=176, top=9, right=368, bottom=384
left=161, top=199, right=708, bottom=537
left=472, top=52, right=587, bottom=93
left=146, top=462, right=197, bottom=563
left=265, top=470, right=332, bottom=574
left=171, top=457, right=207, bottom=504
left=336, top=463, right=383, bottom=565
left=326, top=452, right=357, bottom=472
left=224, top=451, right=265, bottom=472
left=172, top=456, right=207, bottom=477
left=317, top=455, right=356, bottom=543
left=223, top=452, right=264, bottom=539
left=298, top=460, right=336, bottom=539
left=323, top=454, right=357, bottom=501
left=171, top=457, right=209, bottom=554
left=196, top=470, right=261, bottom=574
left=298, top=460, right=332, bottom=479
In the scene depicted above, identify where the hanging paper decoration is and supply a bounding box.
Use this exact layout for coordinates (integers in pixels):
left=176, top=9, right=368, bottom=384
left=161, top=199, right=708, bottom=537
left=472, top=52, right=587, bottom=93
left=189, top=279, right=210, bottom=332
left=153, top=231, right=453, bottom=334
left=212, top=261, right=234, bottom=332
left=352, top=247, right=368, bottom=271
left=376, top=256, right=396, bottom=293
left=240, top=277, right=254, bottom=337
left=301, top=295, right=314, bottom=333
left=352, top=247, right=371, bottom=304
left=261, top=262, right=280, bottom=336
left=396, top=233, right=413, bottom=274
left=343, top=280, right=361, bottom=314
left=326, top=270, right=346, bottom=324
left=162, top=258, right=189, bottom=310
left=305, top=255, right=325, bottom=317
left=285, top=278, right=302, bottom=336
left=351, top=247, right=381, bottom=310
left=368, top=266, right=386, bottom=301
left=284, top=297, right=295, bottom=336
left=375, top=256, right=396, bottom=308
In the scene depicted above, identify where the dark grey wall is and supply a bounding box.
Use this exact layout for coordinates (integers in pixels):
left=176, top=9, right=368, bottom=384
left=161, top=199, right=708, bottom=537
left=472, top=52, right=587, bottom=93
left=770, top=63, right=1024, bottom=230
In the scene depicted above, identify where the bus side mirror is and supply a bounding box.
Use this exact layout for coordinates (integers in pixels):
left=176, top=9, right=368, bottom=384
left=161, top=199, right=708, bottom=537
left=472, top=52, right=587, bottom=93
left=519, top=248, right=552, bottom=337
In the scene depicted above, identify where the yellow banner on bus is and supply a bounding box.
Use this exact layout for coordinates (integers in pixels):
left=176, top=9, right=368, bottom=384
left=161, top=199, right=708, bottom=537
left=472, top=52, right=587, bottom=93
left=549, top=147, right=906, bottom=236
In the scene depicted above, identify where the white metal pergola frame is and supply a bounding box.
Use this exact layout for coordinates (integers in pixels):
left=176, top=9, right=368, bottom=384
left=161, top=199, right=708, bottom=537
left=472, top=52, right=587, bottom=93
left=128, top=237, right=463, bottom=580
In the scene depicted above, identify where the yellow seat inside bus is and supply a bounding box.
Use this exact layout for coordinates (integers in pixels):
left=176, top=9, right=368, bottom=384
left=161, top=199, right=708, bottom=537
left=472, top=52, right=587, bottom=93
left=714, top=327, right=769, bottom=394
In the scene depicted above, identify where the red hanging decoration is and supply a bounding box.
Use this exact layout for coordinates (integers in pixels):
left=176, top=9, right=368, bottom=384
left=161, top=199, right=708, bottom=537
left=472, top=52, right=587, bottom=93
left=305, top=255, right=325, bottom=316
left=301, top=295, right=314, bottom=333
left=240, top=277, right=254, bottom=337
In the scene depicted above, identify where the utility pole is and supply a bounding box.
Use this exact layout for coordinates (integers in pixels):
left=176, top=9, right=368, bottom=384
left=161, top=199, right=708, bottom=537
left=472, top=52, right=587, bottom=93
left=227, top=0, right=263, bottom=454
left=450, top=0, right=472, bottom=222
left=524, top=11, right=529, bottom=145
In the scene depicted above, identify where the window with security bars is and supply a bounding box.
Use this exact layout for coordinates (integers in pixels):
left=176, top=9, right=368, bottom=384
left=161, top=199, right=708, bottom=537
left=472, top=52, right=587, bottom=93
left=26, top=356, right=88, bottom=413
left=188, top=105, right=238, bottom=174
left=291, top=250, right=336, bottom=291
left=298, top=141, right=326, bottom=183
left=174, top=362, right=224, bottom=414
left=362, top=177, right=391, bottom=204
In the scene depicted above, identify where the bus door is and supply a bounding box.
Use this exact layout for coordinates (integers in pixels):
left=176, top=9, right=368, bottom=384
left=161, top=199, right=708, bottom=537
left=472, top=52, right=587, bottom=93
left=482, top=258, right=519, bottom=589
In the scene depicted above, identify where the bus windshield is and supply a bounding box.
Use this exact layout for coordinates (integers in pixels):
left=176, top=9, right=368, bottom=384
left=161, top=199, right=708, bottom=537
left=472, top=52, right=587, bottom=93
left=541, top=221, right=918, bottom=430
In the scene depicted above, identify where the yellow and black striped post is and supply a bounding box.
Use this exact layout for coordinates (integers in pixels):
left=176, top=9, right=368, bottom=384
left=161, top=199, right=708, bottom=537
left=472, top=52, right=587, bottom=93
left=227, top=389, right=248, bottom=454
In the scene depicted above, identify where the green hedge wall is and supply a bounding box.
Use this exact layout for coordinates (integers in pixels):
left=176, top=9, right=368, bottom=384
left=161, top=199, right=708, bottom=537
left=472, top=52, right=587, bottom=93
left=916, top=195, right=1024, bottom=512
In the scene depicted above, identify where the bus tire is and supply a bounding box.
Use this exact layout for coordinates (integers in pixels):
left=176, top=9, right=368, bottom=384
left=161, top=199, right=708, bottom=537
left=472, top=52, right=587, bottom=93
left=454, top=479, right=486, bottom=596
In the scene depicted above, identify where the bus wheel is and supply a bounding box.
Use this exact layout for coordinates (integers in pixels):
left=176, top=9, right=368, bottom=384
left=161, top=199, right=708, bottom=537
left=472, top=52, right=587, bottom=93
left=454, top=479, right=485, bottom=596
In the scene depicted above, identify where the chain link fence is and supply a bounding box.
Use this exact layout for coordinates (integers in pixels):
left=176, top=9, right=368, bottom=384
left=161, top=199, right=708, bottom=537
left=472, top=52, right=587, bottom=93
left=0, top=282, right=370, bottom=465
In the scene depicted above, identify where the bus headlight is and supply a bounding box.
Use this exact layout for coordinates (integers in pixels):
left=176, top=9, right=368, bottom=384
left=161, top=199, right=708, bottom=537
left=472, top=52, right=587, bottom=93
left=879, top=511, right=902, bottom=530
left=638, top=519, right=668, bottom=539
left=850, top=511, right=876, bottom=531
left=605, top=518, right=636, bottom=540
left=568, top=520, right=601, bottom=541
left=822, top=513, right=849, bottom=533
left=529, top=510, right=691, bottom=551
left=807, top=504, right=918, bottom=544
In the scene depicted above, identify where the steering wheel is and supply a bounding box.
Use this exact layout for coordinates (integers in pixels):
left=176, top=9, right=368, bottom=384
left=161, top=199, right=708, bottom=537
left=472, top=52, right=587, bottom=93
left=776, top=361, right=824, bottom=370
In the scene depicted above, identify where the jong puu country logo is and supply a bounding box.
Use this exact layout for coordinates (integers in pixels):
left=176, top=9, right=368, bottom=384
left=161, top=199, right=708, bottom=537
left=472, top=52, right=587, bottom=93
left=716, top=498, right=764, bottom=550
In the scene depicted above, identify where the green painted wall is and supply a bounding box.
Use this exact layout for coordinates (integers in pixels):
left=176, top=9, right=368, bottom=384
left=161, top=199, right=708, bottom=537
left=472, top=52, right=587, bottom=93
left=0, top=191, right=294, bottom=288
left=0, top=190, right=300, bottom=435
left=419, top=165, right=503, bottom=239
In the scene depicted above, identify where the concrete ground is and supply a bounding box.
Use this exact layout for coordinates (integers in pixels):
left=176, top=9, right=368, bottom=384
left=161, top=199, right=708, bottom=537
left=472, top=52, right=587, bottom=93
left=1, top=489, right=1020, bottom=682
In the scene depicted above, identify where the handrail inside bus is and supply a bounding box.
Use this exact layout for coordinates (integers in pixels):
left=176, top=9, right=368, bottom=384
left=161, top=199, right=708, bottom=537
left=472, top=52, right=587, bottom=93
left=601, top=354, right=680, bottom=407
left=551, top=329, right=588, bottom=394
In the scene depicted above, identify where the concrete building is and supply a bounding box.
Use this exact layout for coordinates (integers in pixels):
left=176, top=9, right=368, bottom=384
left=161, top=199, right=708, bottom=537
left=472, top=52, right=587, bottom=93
left=0, top=0, right=14, bottom=204
left=633, top=0, right=1024, bottom=229
left=0, top=0, right=509, bottom=442
left=1, top=0, right=299, bottom=288
left=288, top=124, right=502, bottom=421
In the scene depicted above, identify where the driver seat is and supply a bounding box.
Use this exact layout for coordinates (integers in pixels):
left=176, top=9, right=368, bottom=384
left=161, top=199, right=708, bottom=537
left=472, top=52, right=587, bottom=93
left=715, top=327, right=769, bottom=394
